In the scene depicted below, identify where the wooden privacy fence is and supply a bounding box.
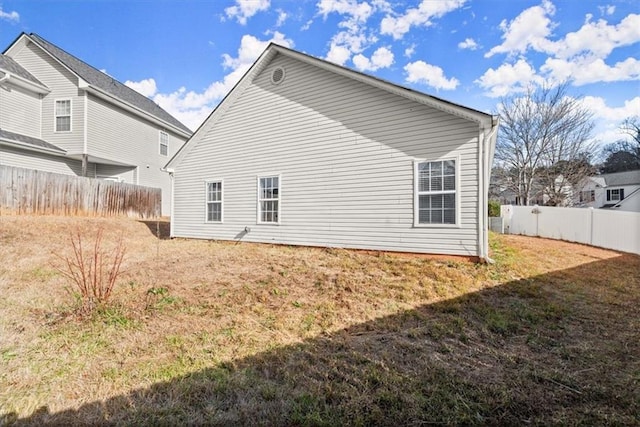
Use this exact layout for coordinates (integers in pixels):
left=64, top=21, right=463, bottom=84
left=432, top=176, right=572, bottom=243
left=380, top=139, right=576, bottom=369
left=0, top=165, right=161, bottom=218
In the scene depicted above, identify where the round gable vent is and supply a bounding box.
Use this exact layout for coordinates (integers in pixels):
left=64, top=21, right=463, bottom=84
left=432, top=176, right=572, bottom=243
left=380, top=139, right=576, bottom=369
left=271, top=67, right=285, bottom=85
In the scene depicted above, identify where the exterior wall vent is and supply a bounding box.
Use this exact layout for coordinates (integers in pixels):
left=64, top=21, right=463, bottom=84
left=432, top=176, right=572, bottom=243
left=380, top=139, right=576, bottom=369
left=271, top=67, right=285, bottom=85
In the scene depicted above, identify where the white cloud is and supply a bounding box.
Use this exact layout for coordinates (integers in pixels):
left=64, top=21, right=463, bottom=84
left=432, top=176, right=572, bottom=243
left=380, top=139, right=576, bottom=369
left=545, top=13, right=640, bottom=60
left=225, top=0, right=270, bottom=25
left=317, top=0, right=379, bottom=64
left=599, top=5, right=615, bottom=16
left=276, top=9, right=288, bottom=26
left=353, top=46, right=394, bottom=71
left=380, top=0, right=467, bottom=40
left=581, top=96, right=640, bottom=122
left=125, top=78, right=158, bottom=97
left=404, top=61, right=459, bottom=90
left=485, top=0, right=556, bottom=58
left=481, top=3, right=640, bottom=94
left=476, top=58, right=543, bottom=98
left=326, top=44, right=352, bottom=65
left=404, top=44, right=415, bottom=58
left=542, top=56, right=640, bottom=86
left=582, top=96, right=640, bottom=145
left=152, top=33, right=293, bottom=131
left=317, top=0, right=373, bottom=23
left=301, top=19, right=313, bottom=31
left=0, top=6, right=19, bottom=22
left=222, top=32, right=291, bottom=69
left=458, top=37, right=478, bottom=50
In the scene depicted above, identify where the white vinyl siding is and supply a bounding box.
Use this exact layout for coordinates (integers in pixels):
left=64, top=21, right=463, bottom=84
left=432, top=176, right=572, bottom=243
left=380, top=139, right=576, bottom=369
left=415, top=159, right=458, bottom=226
left=159, top=131, right=168, bottom=156
left=172, top=54, right=481, bottom=256
left=10, top=42, right=84, bottom=153
left=54, top=99, right=71, bottom=132
left=0, top=145, right=82, bottom=176
left=258, top=175, right=280, bottom=224
left=0, top=83, right=41, bottom=138
left=87, top=94, right=187, bottom=215
left=206, top=180, right=223, bottom=222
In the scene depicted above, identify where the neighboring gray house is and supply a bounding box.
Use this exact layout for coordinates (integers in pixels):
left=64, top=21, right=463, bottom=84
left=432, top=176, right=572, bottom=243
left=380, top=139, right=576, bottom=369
left=165, top=44, right=499, bottom=260
left=578, top=170, right=640, bottom=212
left=0, top=33, right=192, bottom=215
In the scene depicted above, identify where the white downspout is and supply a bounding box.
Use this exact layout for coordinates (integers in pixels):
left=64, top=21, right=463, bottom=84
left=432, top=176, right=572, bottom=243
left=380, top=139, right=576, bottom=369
left=481, top=120, right=499, bottom=263
left=166, top=168, right=175, bottom=237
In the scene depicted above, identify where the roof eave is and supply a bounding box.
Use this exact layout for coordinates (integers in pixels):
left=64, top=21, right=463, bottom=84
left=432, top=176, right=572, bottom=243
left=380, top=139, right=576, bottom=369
left=0, top=70, right=50, bottom=94
left=0, top=138, right=66, bottom=156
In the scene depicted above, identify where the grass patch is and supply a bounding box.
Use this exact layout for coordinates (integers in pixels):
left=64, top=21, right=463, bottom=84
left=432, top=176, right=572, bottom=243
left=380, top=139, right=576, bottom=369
left=0, top=215, right=638, bottom=425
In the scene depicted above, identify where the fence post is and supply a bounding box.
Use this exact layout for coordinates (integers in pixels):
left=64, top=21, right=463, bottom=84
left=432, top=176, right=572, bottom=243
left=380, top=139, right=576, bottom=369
left=531, top=204, right=541, bottom=236
left=589, top=207, right=594, bottom=246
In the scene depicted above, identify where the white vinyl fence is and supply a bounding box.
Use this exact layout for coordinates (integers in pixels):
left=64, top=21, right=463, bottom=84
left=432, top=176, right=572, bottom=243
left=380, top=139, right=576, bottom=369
left=501, top=205, right=640, bottom=256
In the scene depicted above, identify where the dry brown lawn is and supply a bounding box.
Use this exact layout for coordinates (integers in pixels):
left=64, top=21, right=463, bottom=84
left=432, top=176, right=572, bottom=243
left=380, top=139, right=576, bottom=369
left=0, top=214, right=638, bottom=426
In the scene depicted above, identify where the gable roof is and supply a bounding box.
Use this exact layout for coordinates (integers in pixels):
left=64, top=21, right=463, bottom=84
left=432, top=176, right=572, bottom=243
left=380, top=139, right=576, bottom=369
left=594, top=170, right=640, bottom=187
left=604, top=170, right=640, bottom=186
left=166, top=43, right=498, bottom=170
left=3, top=33, right=191, bottom=136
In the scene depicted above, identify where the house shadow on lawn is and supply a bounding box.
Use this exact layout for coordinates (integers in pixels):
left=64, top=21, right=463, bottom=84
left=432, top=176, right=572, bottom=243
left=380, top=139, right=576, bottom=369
left=4, top=254, right=639, bottom=426
left=138, top=219, right=171, bottom=240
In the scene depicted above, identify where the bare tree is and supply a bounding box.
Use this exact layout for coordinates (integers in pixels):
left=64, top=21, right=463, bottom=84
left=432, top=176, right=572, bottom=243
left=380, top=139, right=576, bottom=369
left=600, top=117, right=640, bottom=173
left=495, top=83, right=595, bottom=205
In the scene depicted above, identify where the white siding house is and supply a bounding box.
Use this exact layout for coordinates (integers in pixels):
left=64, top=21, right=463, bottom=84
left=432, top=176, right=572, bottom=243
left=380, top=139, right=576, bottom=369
left=165, top=44, right=499, bottom=260
left=0, top=33, right=192, bottom=215
left=578, top=170, right=640, bottom=212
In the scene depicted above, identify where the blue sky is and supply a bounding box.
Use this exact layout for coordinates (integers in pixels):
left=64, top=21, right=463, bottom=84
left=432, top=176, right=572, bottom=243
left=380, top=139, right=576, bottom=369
left=1, top=0, right=638, bottom=147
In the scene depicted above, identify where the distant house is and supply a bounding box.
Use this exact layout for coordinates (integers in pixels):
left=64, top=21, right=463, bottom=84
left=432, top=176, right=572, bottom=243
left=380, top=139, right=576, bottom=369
left=578, top=170, right=640, bottom=212
left=165, top=44, right=499, bottom=260
left=0, top=33, right=192, bottom=215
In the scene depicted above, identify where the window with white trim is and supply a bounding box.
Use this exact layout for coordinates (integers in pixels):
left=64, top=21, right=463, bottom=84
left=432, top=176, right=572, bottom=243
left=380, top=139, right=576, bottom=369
left=607, top=188, right=623, bottom=202
left=258, top=175, right=280, bottom=223
left=206, top=181, right=223, bottom=222
left=159, top=131, right=169, bottom=156
left=415, top=160, right=456, bottom=225
left=55, top=99, right=71, bottom=132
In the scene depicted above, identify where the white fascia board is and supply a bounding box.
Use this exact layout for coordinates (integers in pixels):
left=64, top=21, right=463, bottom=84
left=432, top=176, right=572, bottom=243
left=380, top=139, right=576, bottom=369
left=0, top=71, right=50, bottom=94
left=80, top=83, right=191, bottom=139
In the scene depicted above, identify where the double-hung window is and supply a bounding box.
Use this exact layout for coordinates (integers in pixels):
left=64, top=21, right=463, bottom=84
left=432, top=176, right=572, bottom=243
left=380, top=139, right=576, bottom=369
left=607, top=188, right=623, bottom=202
left=55, top=99, right=71, bottom=132
left=159, top=131, right=169, bottom=156
left=258, top=175, right=280, bottom=224
left=206, top=181, right=223, bottom=222
left=415, top=159, right=457, bottom=225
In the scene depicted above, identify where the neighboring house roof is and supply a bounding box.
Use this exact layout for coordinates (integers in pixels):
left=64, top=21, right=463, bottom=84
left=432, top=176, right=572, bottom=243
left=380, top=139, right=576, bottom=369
left=4, top=33, right=191, bottom=136
left=0, top=129, right=66, bottom=154
left=596, top=170, right=640, bottom=187
left=166, top=42, right=498, bottom=170
left=0, top=53, right=46, bottom=86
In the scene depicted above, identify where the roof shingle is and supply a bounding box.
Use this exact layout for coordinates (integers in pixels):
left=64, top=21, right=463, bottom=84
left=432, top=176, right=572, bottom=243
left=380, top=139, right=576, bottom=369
left=0, top=53, right=46, bottom=87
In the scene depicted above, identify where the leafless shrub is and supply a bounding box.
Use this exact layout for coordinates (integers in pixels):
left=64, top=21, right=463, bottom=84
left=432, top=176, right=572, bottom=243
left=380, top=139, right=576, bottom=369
left=54, top=228, right=126, bottom=315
